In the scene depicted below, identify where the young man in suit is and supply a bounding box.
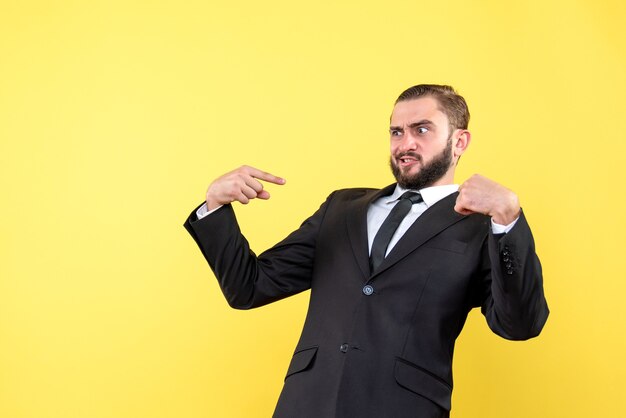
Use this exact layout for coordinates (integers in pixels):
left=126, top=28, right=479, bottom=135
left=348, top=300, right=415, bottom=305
left=184, top=84, right=549, bottom=418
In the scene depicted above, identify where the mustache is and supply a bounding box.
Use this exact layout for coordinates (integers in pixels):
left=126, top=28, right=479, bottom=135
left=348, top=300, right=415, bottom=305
left=394, top=152, right=423, bottom=162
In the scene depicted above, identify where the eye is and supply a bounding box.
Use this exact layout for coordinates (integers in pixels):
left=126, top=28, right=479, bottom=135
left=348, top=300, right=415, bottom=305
left=417, top=126, right=429, bottom=134
left=390, top=129, right=402, bottom=137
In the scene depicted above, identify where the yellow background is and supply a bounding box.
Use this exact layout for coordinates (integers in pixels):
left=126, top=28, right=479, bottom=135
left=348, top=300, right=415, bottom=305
left=1, top=1, right=625, bottom=417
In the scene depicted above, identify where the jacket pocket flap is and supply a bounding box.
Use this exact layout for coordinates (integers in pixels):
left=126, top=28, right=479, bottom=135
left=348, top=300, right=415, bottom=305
left=423, top=239, right=468, bottom=254
left=285, top=346, right=318, bottom=380
left=394, top=358, right=452, bottom=411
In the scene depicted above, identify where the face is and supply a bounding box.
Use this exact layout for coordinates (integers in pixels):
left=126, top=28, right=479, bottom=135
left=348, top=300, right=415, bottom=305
left=389, top=97, right=465, bottom=189
left=389, top=137, right=452, bottom=190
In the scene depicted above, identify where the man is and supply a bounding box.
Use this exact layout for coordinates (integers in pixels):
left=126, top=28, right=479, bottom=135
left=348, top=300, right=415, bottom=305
left=184, top=84, right=549, bottom=418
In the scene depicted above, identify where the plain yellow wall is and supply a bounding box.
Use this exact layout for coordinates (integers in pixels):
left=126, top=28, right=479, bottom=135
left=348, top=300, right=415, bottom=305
left=1, top=1, right=625, bottom=417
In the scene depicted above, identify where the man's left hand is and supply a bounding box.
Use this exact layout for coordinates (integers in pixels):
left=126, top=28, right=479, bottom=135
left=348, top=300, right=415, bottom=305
left=454, top=174, right=521, bottom=225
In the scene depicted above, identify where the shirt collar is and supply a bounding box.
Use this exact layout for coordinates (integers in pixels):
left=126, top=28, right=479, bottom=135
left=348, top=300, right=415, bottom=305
left=385, top=183, right=460, bottom=208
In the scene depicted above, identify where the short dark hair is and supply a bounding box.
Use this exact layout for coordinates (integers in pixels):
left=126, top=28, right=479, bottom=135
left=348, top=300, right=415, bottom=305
left=395, top=84, right=470, bottom=131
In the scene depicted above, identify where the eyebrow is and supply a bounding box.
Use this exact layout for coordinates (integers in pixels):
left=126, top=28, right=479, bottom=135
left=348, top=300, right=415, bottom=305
left=389, top=119, right=435, bottom=131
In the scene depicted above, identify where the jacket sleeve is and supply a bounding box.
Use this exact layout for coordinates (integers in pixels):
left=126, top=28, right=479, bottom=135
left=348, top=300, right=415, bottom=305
left=477, top=210, right=550, bottom=340
left=183, top=194, right=333, bottom=309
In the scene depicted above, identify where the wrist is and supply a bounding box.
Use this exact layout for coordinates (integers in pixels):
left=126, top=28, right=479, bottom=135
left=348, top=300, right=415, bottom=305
left=205, top=190, right=222, bottom=211
left=490, top=192, right=520, bottom=225
left=206, top=197, right=222, bottom=211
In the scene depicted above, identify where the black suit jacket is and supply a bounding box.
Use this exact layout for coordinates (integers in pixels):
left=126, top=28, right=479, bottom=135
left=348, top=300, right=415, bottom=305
left=184, top=184, right=549, bottom=418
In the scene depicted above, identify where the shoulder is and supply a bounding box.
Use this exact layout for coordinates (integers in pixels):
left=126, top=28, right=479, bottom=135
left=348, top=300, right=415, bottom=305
left=321, top=187, right=381, bottom=206
left=331, top=187, right=378, bottom=197
left=326, top=184, right=394, bottom=202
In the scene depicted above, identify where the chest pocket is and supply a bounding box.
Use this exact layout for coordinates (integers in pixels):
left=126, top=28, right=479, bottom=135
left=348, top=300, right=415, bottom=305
left=422, top=238, right=467, bottom=254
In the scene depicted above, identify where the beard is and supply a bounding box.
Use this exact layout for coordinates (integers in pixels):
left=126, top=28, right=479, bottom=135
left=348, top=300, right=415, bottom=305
left=390, top=139, right=453, bottom=190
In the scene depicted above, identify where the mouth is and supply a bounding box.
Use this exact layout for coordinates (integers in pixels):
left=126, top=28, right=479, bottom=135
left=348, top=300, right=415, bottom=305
left=396, top=154, right=421, bottom=168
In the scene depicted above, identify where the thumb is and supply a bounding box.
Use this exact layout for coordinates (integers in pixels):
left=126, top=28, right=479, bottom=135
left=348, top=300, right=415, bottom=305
left=257, top=190, right=271, bottom=200
left=454, top=201, right=474, bottom=216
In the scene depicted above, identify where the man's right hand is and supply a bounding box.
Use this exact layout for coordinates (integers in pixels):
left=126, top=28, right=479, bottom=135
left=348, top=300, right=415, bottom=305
left=205, top=165, right=286, bottom=210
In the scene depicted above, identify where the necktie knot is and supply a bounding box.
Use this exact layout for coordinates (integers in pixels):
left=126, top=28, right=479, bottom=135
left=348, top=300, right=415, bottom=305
left=399, top=191, right=423, bottom=205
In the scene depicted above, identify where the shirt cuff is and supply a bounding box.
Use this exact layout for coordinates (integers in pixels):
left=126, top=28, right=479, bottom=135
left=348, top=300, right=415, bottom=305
left=196, top=202, right=224, bottom=219
left=491, top=217, right=518, bottom=234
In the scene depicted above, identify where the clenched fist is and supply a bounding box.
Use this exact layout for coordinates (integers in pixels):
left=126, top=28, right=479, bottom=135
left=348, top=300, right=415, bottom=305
left=206, top=165, right=286, bottom=210
left=454, top=174, right=521, bottom=225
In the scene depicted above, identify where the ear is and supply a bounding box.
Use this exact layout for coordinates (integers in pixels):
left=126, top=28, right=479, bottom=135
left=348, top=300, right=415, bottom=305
left=452, top=129, right=471, bottom=162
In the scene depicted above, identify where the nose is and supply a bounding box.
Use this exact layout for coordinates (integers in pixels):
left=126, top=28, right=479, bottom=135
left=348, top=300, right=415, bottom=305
left=398, top=131, right=418, bottom=153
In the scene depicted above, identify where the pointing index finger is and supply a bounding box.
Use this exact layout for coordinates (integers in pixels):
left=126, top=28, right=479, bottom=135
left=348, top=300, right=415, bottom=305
left=244, top=166, right=286, bottom=185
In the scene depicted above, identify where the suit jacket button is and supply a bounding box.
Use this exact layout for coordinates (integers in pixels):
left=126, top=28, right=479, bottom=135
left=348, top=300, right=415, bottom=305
left=340, top=344, right=349, bottom=353
left=506, top=269, right=514, bottom=275
left=363, top=285, right=374, bottom=295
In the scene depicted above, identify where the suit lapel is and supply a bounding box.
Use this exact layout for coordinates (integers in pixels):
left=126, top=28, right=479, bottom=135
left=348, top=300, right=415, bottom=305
left=371, top=191, right=467, bottom=279
left=346, top=184, right=396, bottom=279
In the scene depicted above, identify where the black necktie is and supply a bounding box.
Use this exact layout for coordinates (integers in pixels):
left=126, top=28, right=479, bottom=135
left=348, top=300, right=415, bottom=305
left=369, top=191, right=423, bottom=272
